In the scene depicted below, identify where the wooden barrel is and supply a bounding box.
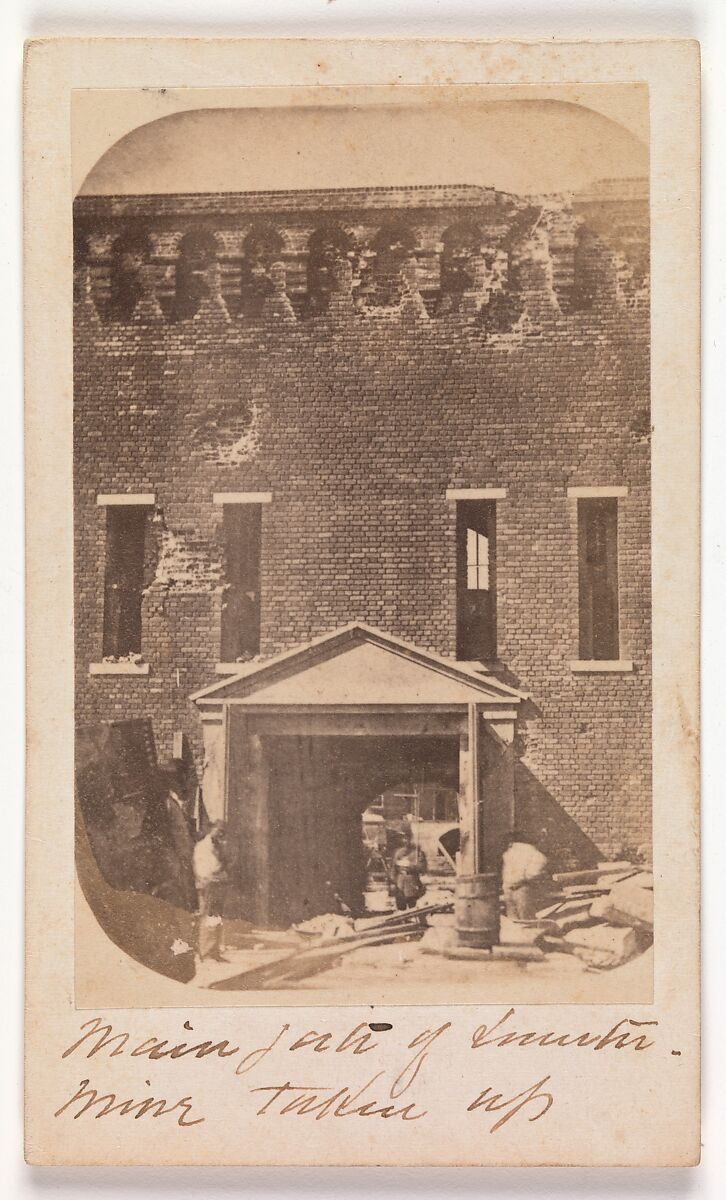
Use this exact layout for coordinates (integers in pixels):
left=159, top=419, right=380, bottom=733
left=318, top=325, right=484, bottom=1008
left=455, top=873, right=500, bottom=949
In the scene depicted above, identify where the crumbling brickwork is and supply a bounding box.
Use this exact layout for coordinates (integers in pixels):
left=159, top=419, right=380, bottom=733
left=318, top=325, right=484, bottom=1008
left=74, top=182, right=651, bottom=866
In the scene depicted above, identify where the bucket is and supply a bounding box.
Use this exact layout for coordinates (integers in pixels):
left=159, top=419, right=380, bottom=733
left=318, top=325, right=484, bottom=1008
left=455, top=873, right=500, bottom=949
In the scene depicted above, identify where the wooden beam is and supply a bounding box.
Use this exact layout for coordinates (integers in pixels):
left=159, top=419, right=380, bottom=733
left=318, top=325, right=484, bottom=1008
left=478, top=725, right=516, bottom=871
left=226, top=710, right=271, bottom=927
left=200, top=706, right=226, bottom=822
left=248, top=710, right=466, bottom=738
left=468, top=703, right=482, bottom=873
left=458, top=710, right=481, bottom=878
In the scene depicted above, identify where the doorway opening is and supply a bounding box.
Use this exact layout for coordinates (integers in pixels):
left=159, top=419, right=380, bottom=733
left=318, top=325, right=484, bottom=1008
left=263, top=734, right=460, bottom=926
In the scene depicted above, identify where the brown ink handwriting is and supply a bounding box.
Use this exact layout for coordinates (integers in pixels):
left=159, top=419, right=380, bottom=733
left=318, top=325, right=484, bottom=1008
left=251, top=1072, right=426, bottom=1120
left=471, top=1009, right=657, bottom=1052
left=390, top=1022, right=452, bottom=1098
left=54, top=1078, right=204, bottom=1126
left=62, top=1016, right=240, bottom=1063
left=467, top=1075, right=555, bottom=1132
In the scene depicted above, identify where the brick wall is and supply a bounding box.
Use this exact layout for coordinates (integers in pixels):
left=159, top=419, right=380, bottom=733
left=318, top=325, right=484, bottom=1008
left=74, top=183, right=651, bottom=867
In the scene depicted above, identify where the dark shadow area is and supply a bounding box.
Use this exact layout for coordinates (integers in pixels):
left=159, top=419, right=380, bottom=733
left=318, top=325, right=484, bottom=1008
left=264, top=734, right=459, bottom=927
left=75, top=804, right=196, bottom=984
left=75, top=718, right=202, bottom=982
left=514, top=758, right=601, bottom=872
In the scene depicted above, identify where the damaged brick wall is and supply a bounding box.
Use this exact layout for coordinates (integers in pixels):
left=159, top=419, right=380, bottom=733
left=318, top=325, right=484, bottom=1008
left=74, top=182, right=651, bottom=865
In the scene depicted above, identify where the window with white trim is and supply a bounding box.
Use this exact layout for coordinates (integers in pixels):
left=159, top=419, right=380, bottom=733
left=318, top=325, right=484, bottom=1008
left=102, top=505, right=148, bottom=658
left=456, top=499, right=496, bottom=661
left=577, top=497, right=620, bottom=661
left=220, top=503, right=262, bottom=661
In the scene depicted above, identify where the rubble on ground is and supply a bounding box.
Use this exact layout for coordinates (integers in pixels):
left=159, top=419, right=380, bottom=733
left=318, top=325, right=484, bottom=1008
left=294, top=900, right=454, bottom=942
left=204, top=863, right=653, bottom=989
left=420, top=925, right=457, bottom=954
left=561, top=924, right=639, bottom=968
left=293, top=912, right=355, bottom=939
left=589, top=872, right=654, bottom=930
left=537, top=861, right=653, bottom=969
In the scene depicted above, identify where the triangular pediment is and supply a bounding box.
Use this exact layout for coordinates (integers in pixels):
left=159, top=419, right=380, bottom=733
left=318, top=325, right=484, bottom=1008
left=191, top=624, right=524, bottom=709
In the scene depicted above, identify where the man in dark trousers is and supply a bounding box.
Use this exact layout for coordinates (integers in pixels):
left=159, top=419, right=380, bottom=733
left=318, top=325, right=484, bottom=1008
left=390, top=829, right=428, bottom=911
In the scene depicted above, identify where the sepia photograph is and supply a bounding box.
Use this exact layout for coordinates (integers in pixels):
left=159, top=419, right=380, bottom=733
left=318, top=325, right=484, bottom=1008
left=71, top=85, right=655, bottom=1004
left=21, top=31, right=704, bottom=1168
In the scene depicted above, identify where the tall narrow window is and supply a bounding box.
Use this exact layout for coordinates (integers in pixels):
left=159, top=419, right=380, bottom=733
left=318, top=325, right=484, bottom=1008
left=221, top=504, right=262, bottom=661
left=102, top=506, right=148, bottom=657
left=456, top=500, right=496, bottom=661
left=577, top=498, right=620, bottom=660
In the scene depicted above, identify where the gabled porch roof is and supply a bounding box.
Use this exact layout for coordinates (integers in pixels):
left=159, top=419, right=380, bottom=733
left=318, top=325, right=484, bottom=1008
left=191, top=623, right=525, bottom=710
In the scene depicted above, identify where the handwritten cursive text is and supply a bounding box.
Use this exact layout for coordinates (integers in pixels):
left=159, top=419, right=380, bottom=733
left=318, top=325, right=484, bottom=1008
left=251, top=1071, right=426, bottom=1120
left=54, top=1078, right=205, bottom=1126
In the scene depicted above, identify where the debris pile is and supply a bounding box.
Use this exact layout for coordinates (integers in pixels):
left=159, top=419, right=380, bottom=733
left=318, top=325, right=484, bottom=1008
left=293, top=912, right=356, bottom=940
left=537, top=862, right=653, bottom=969
left=210, top=901, right=454, bottom=991
left=294, top=902, right=454, bottom=943
left=206, top=866, right=654, bottom=990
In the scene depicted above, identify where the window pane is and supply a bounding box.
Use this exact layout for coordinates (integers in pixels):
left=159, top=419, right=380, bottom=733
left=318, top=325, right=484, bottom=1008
left=457, top=499, right=496, bottom=660
left=220, top=504, right=262, bottom=661
left=102, top=506, right=147, bottom=657
left=578, top=498, right=619, bottom=660
left=477, top=533, right=489, bottom=584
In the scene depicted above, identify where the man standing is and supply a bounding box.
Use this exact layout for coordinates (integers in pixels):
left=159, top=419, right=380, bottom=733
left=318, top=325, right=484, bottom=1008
left=390, top=831, right=428, bottom=911
left=501, top=831, right=550, bottom=921
left=193, top=821, right=230, bottom=961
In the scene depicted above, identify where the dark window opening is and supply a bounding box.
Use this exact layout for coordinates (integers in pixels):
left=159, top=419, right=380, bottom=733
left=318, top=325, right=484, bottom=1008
left=240, top=225, right=284, bottom=317
left=220, top=504, right=262, bottom=662
left=109, top=225, right=152, bottom=320
left=366, top=221, right=418, bottom=307
left=440, top=220, right=483, bottom=307
left=174, top=227, right=219, bottom=319
left=102, top=506, right=147, bottom=658
left=306, top=223, right=356, bottom=315
left=577, top=498, right=620, bottom=660
left=456, top=500, right=496, bottom=661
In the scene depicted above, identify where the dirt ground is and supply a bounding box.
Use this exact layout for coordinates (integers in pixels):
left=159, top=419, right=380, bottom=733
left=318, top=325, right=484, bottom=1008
left=190, top=873, right=653, bottom=1004
left=192, top=936, right=653, bottom=1004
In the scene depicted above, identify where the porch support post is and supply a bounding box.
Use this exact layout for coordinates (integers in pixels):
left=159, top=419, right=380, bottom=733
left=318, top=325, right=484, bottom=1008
left=199, top=703, right=226, bottom=823
left=469, top=702, right=483, bottom=873
left=458, top=703, right=483, bottom=875
left=227, top=709, right=271, bottom=927
left=479, top=716, right=517, bottom=871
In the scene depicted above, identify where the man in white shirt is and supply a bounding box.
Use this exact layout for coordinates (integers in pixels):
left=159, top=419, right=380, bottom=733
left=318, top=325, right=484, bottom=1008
left=501, top=831, right=550, bottom=921
left=193, top=821, right=230, bottom=961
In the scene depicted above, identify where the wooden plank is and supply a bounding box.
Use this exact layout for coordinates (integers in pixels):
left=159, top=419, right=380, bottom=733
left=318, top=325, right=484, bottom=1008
left=536, top=897, right=587, bottom=919
left=553, top=865, right=633, bottom=886
left=209, top=925, right=421, bottom=991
